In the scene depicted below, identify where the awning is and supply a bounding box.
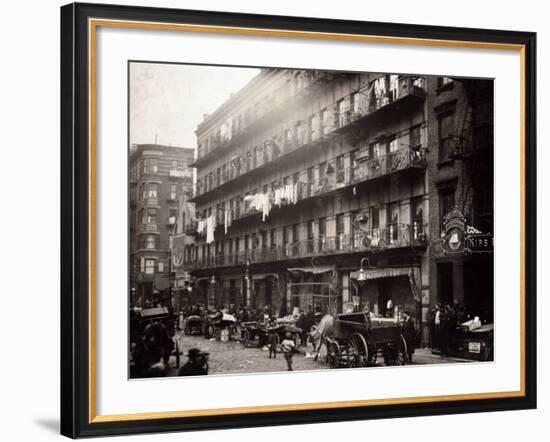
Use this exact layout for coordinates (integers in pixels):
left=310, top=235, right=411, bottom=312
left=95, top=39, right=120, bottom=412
left=350, top=266, right=421, bottom=302
left=350, top=266, right=417, bottom=280
left=252, top=273, right=279, bottom=281
left=288, top=265, right=334, bottom=275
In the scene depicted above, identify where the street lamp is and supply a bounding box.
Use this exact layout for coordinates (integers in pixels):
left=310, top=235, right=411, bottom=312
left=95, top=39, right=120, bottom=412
left=356, top=257, right=370, bottom=282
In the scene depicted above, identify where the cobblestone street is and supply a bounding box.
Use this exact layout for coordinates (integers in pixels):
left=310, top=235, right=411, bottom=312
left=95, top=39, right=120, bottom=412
left=168, top=331, right=473, bottom=376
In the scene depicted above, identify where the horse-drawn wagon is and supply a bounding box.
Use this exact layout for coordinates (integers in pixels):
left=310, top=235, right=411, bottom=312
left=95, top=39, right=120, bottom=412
left=325, top=312, right=407, bottom=368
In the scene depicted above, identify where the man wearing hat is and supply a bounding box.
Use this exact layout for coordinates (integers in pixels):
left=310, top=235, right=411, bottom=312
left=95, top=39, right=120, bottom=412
left=177, top=348, right=209, bottom=376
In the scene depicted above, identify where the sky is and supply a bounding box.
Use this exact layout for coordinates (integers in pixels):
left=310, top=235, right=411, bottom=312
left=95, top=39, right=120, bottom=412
left=129, top=62, right=261, bottom=149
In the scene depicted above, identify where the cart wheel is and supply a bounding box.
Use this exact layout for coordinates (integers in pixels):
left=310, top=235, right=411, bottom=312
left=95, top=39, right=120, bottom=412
left=383, top=337, right=407, bottom=366
left=366, top=346, right=378, bottom=367
left=242, top=329, right=250, bottom=347
left=326, top=339, right=341, bottom=368
left=349, top=333, right=369, bottom=368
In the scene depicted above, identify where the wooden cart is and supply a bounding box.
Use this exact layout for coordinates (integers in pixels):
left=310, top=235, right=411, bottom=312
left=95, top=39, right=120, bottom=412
left=325, top=312, right=407, bottom=368
left=241, top=321, right=302, bottom=348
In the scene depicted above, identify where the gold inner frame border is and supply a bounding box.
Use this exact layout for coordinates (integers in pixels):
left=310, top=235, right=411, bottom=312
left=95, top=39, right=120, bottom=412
left=87, top=17, right=527, bottom=424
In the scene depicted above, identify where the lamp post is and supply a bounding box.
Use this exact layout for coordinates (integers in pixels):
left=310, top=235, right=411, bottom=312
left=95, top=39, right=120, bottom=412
left=244, top=260, right=251, bottom=307
left=353, top=257, right=371, bottom=312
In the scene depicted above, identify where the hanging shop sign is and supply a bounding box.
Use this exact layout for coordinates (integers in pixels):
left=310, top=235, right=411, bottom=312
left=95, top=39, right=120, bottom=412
left=171, top=234, right=187, bottom=269
left=465, top=233, right=494, bottom=254
left=443, top=207, right=466, bottom=254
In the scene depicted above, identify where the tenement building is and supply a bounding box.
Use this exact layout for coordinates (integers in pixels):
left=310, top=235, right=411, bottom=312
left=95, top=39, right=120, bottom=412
left=185, top=69, right=432, bottom=335
left=129, top=144, right=194, bottom=305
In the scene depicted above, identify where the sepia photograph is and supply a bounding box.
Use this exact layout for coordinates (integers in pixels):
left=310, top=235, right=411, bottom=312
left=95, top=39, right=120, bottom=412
left=128, top=62, right=495, bottom=379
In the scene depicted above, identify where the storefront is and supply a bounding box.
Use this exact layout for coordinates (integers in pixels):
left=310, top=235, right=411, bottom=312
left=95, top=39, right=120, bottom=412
left=350, top=266, right=421, bottom=321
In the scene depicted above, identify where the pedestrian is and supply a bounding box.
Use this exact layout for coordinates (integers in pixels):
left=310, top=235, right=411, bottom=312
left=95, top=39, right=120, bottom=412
left=281, top=332, right=297, bottom=371
left=295, top=310, right=308, bottom=347
left=177, top=348, right=209, bottom=376
left=401, top=311, right=416, bottom=363
left=267, top=332, right=278, bottom=359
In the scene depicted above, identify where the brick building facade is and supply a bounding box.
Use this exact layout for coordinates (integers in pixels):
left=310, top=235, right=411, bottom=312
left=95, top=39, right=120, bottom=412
left=129, top=144, right=194, bottom=304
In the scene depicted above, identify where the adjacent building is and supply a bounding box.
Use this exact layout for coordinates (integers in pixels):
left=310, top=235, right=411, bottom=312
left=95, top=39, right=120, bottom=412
left=426, top=77, right=494, bottom=324
left=129, top=144, right=194, bottom=305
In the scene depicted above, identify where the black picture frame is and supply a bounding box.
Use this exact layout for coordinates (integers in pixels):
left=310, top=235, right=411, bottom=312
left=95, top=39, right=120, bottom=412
left=60, top=2, right=537, bottom=438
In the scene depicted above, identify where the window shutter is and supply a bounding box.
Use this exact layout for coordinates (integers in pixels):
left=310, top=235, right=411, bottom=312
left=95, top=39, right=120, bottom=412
left=140, top=258, right=144, bottom=272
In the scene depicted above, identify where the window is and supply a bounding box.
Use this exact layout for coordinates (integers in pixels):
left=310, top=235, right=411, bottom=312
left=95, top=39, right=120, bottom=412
left=244, top=234, right=249, bottom=251
left=411, top=197, right=424, bottom=239
left=292, top=224, right=299, bottom=244
left=261, top=230, right=268, bottom=249
left=387, top=135, right=398, bottom=153
left=171, top=160, right=178, bottom=169
left=410, top=125, right=422, bottom=150
left=438, top=111, right=455, bottom=163
left=369, top=142, right=380, bottom=158
left=439, top=187, right=456, bottom=232
left=307, top=220, right=314, bottom=253
left=145, top=208, right=157, bottom=224
left=270, top=229, right=276, bottom=250
left=318, top=161, right=326, bottom=185
left=371, top=206, right=380, bottom=245
left=336, top=214, right=345, bottom=249
left=141, top=183, right=158, bottom=199
left=371, top=207, right=380, bottom=229
left=144, top=235, right=155, bottom=249
left=387, top=203, right=399, bottom=244
left=318, top=217, right=326, bottom=251
left=350, top=92, right=358, bottom=115
left=307, top=167, right=314, bottom=197
left=308, top=115, right=315, bottom=141
left=389, top=74, right=399, bottom=101
left=158, top=262, right=164, bottom=273
left=169, top=184, right=177, bottom=200
left=144, top=259, right=155, bottom=274
left=143, top=158, right=158, bottom=174
left=319, top=108, right=327, bottom=136
left=336, top=155, right=345, bottom=183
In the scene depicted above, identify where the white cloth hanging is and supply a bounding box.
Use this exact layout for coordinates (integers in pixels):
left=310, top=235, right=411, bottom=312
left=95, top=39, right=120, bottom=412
left=224, top=208, right=232, bottom=234
left=197, top=219, right=206, bottom=235
left=206, top=214, right=216, bottom=244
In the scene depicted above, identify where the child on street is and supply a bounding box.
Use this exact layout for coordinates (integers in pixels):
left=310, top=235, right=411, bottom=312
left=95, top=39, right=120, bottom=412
left=281, top=332, right=297, bottom=371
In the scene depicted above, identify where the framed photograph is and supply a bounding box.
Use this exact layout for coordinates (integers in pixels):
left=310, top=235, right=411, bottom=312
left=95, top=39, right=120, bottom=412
left=60, top=2, right=537, bottom=438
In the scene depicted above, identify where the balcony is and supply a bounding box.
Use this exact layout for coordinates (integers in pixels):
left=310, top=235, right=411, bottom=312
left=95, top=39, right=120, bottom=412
left=213, top=146, right=425, bottom=228
left=192, top=75, right=426, bottom=203
left=137, top=223, right=158, bottom=234
left=186, top=224, right=427, bottom=271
